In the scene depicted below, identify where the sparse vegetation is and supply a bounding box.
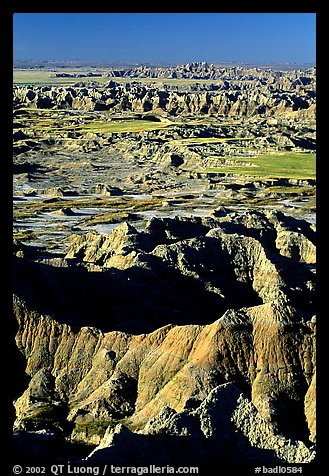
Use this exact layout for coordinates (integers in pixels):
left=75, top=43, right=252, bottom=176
left=171, top=136, right=253, bottom=146
left=14, top=107, right=172, bottom=138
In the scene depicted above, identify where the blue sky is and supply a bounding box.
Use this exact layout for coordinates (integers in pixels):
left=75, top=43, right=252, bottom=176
left=13, top=13, right=316, bottom=64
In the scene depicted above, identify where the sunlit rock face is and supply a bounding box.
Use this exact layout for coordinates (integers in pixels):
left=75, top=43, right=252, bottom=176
left=13, top=210, right=316, bottom=463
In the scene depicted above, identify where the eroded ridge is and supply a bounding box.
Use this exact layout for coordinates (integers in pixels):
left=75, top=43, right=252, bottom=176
left=13, top=210, right=316, bottom=464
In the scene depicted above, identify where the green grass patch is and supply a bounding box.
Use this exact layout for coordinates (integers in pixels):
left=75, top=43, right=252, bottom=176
left=206, top=152, right=316, bottom=180
left=77, top=119, right=170, bottom=134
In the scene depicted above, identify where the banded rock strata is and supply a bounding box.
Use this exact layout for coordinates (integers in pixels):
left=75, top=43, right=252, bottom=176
left=13, top=210, right=316, bottom=463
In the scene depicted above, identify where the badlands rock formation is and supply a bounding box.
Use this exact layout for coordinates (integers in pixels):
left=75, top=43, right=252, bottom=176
left=13, top=64, right=316, bottom=118
left=13, top=210, right=316, bottom=463
left=13, top=82, right=315, bottom=118
left=12, top=62, right=316, bottom=466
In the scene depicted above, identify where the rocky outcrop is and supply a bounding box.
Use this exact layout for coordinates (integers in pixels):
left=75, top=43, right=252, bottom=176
left=63, top=210, right=316, bottom=309
left=13, top=210, right=316, bottom=463
left=87, top=383, right=315, bottom=465
left=13, top=64, right=316, bottom=118
left=12, top=84, right=315, bottom=118
left=104, top=62, right=315, bottom=85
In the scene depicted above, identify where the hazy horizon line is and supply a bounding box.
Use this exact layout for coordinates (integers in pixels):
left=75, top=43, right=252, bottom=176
left=13, top=58, right=316, bottom=66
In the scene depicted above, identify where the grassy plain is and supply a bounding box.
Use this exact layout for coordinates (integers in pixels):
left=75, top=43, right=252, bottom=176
left=13, top=70, right=108, bottom=86
left=206, top=152, right=316, bottom=180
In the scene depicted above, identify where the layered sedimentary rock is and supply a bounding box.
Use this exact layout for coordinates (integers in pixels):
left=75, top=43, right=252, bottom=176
left=13, top=64, right=316, bottom=118
left=105, top=62, right=315, bottom=84
left=13, top=210, right=316, bottom=463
